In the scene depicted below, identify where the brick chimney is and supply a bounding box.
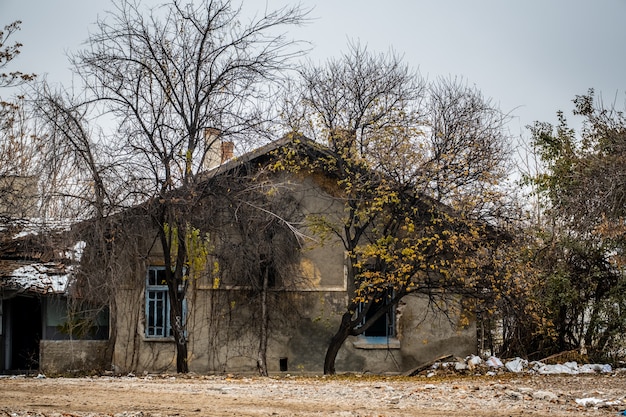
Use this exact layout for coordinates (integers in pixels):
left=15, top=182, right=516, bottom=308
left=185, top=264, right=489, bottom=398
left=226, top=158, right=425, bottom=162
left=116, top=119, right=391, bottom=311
left=203, top=128, right=234, bottom=170
left=221, top=141, right=234, bottom=163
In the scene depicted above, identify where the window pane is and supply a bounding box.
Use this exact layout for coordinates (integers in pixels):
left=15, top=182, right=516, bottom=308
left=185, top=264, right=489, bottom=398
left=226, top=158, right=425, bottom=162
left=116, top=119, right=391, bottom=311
left=361, top=290, right=395, bottom=338
left=364, top=298, right=388, bottom=337
left=156, top=269, right=167, bottom=285
left=155, top=295, right=164, bottom=329
left=146, top=289, right=167, bottom=337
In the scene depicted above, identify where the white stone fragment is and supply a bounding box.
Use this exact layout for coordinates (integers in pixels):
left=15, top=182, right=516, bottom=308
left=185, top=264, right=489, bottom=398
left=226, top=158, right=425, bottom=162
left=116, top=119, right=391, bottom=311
left=505, top=357, right=528, bottom=373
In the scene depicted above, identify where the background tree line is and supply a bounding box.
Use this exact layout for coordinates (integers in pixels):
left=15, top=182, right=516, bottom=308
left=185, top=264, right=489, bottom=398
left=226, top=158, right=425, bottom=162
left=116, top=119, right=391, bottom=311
left=1, top=0, right=624, bottom=374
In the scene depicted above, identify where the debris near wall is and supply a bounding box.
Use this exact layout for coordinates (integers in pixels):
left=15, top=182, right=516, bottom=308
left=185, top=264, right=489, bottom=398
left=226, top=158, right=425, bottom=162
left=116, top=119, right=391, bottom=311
left=412, top=353, right=617, bottom=378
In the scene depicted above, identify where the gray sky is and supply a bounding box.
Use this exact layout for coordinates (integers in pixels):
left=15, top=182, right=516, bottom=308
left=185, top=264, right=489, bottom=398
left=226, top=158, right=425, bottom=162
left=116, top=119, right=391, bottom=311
left=2, top=0, right=626, bottom=139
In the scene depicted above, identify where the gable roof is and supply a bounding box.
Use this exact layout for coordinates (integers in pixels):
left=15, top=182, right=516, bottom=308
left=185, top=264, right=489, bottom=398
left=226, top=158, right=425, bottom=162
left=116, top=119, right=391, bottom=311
left=202, top=134, right=316, bottom=179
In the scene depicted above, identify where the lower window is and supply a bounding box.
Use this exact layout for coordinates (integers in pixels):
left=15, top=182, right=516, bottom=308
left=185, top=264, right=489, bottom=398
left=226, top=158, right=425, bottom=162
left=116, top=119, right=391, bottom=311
left=145, top=266, right=185, bottom=338
left=359, top=289, right=395, bottom=338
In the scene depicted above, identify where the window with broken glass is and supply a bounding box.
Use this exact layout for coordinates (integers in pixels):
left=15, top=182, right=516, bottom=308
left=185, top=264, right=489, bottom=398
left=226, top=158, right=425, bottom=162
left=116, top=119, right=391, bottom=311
left=358, top=288, right=395, bottom=339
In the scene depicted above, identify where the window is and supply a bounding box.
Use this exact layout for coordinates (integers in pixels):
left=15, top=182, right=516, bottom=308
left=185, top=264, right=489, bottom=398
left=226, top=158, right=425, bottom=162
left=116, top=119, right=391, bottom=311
left=43, top=298, right=109, bottom=340
left=145, top=266, right=185, bottom=339
left=359, top=289, right=395, bottom=339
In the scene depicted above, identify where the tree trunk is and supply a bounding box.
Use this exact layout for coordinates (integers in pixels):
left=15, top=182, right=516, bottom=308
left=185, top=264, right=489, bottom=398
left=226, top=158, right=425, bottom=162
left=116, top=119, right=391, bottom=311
left=257, top=268, right=269, bottom=376
left=323, top=311, right=353, bottom=375
left=105, top=298, right=118, bottom=372
left=158, top=211, right=190, bottom=374
left=170, top=296, right=189, bottom=373
left=556, top=305, right=568, bottom=351
left=175, top=335, right=189, bottom=373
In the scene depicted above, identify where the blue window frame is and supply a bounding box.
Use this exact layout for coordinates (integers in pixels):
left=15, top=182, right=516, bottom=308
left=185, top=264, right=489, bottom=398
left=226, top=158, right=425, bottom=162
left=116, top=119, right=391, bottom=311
left=359, top=289, right=395, bottom=339
left=145, top=266, right=186, bottom=338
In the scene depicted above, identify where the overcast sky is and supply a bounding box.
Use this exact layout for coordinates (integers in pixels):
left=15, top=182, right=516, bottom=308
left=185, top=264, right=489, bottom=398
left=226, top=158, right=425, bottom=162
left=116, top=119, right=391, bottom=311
left=2, top=0, right=626, bottom=140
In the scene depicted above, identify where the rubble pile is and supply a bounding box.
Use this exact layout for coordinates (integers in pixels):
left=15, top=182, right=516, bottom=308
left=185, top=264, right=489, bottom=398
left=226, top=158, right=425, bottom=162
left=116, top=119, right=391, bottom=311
left=421, top=354, right=617, bottom=378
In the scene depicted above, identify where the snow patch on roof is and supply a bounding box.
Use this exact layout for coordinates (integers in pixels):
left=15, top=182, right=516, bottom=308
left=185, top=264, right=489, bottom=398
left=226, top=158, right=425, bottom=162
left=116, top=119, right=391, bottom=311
left=2, top=262, right=73, bottom=294
left=3, top=218, right=74, bottom=240
left=65, top=241, right=86, bottom=262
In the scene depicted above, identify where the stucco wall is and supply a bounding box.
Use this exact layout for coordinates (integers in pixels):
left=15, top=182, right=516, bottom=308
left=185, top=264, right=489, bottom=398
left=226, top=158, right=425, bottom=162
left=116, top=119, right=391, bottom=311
left=104, top=170, right=477, bottom=375
left=112, top=285, right=181, bottom=374
left=186, top=289, right=349, bottom=374
left=338, top=295, right=476, bottom=374
left=110, top=282, right=476, bottom=374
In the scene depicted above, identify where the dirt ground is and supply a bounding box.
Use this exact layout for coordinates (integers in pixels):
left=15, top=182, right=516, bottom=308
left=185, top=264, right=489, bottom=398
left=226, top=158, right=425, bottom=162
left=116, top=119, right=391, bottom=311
left=1, top=372, right=625, bottom=417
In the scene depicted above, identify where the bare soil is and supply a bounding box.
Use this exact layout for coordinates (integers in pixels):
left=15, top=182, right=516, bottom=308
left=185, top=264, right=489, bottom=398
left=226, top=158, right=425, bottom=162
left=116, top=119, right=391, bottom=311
left=0, top=372, right=625, bottom=416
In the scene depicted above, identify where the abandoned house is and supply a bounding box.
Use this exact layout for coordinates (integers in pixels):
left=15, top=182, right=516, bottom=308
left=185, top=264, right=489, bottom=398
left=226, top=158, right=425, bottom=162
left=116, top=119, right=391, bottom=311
left=1, top=136, right=477, bottom=375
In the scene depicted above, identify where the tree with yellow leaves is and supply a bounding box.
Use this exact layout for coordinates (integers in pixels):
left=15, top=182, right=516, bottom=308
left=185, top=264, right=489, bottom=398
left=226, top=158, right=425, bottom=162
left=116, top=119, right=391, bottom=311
left=279, top=44, right=520, bottom=374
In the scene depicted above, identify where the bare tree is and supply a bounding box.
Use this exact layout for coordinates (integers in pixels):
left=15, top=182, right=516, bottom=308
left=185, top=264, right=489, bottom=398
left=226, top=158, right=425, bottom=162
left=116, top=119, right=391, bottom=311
left=424, top=77, right=511, bottom=215
left=286, top=42, right=425, bottom=153
left=32, top=83, right=145, bottom=366
left=0, top=21, right=40, bottom=237
left=65, top=0, right=308, bottom=373
left=0, top=21, right=35, bottom=89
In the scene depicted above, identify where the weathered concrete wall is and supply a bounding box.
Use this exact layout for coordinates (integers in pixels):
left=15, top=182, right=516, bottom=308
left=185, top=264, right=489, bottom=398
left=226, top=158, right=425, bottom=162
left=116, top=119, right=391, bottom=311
left=112, top=283, right=181, bottom=374
left=184, top=289, right=348, bottom=374
left=396, top=295, right=476, bottom=367
left=40, top=340, right=109, bottom=375
left=0, top=175, right=39, bottom=219
left=337, top=295, right=477, bottom=374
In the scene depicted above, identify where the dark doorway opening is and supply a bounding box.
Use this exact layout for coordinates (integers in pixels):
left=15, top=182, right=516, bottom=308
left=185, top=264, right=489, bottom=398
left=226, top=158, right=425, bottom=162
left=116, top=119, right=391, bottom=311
left=9, top=296, right=42, bottom=371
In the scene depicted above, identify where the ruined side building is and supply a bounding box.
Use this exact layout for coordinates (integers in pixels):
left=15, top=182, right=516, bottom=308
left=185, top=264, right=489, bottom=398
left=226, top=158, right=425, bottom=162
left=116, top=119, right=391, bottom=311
left=0, top=175, right=108, bottom=373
